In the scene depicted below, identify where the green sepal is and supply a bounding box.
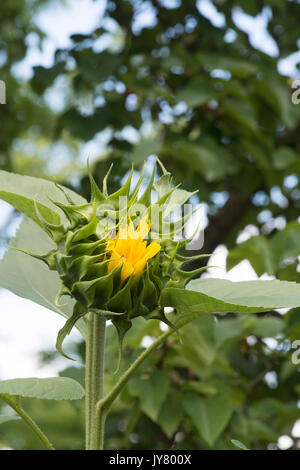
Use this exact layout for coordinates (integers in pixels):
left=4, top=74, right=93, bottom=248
left=89, top=308, right=125, bottom=317
left=5, top=246, right=57, bottom=271
left=69, top=208, right=98, bottom=243
left=83, top=258, right=111, bottom=282
left=34, top=200, right=65, bottom=243
left=62, top=253, right=103, bottom=285
left=87, top=160, right=106, bottom=203
left=111, top=317, right=132, bottom=373
left=105, top=277, right=133, bottom=313
left=56, top=302, right=87, bottom=360
left=176, top=252, right=212, bottom=263
left=102, top=163, right=114, bottom=198
left=55, top=282, right=72, bottom=307
left=54, top=183, right=76, bottom=205
left=166, top=266, right=211, bottom=289
left=162, top=241, right=180, bottom=274
left=129, top=280, right=150, bottom=319
left=137, top=161, right=156, bottom=207
left=150, top=254, right=163, bottom=290
left=50, top=200, right=95, bottom=227
left=142, top=269, right=159, bottom=312
left=108, top=165, right=134, bottom=202
left=145, top=307, right=181, bottom=339
left=67, top=239, right=106, bottom=256
left=128, top=164, right=145, bottom=206
left=71, top=269, right=114, bottom=308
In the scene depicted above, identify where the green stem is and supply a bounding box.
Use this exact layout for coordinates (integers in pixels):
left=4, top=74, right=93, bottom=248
left=95, top=312, right=201, bottom=450
left=85, top=313, right=106, bottom=450
left=84, top=313, right=93, bottom=449
left=15, top=405, right=55, bottom=451
left=0, top=395, right=54, bottom=450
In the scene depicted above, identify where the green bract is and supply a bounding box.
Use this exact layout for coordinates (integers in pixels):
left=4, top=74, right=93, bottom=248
left=4, top=161, right=205, bottom=359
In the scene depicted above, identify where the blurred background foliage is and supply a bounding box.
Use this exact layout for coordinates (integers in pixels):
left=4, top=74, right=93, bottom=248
left=1, top=0, right=300, bottom=450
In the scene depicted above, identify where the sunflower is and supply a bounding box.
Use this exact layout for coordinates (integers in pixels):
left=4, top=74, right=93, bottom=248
left=106, top=216, right=161, bottom=283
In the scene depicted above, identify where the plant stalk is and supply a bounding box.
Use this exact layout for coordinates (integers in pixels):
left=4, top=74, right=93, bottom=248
left=94, top=312, right=201, bottom=450
left=0, top=394, right=54, bottom=450
left=15, top=405, right=55, bottom=450
left=85, top=313, right=106, bottom=450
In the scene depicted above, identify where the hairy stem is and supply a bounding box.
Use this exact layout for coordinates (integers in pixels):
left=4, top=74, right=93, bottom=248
left=95, top=312, right=201, bottom=450
left=85, top=313, right=106, bottom=450
left=84, top=313, right=93, bottom=449
left=0, top=395, right=54, bottom=450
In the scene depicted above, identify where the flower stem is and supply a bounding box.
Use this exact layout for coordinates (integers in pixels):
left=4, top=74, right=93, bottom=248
left=94, top=311, right=201, bottom=449
left=15, top=404, right=55, bottom=450
left=84, top=313, right=93, bottom=449
left=85, top=313, right=106, bottom=450
left=0, top=394, right=54, bottom=450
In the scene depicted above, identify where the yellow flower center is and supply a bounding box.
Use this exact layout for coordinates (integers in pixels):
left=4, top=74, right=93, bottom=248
left=106, top=216, right=161, bottom=283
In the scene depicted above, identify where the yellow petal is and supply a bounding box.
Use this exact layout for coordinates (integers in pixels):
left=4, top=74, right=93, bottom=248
left=106, top=239, right=115, bottom=251
left=108, top=249, right=123, bottom=273
left=129, top=239, right=146, bottom=265
left=127, top=218, right=137, bottom=239
left=106, top=218, right=160, bottom=281
left=133, top=258, right=148, bottom=277
left=118, top=224, right=128, bottom=240
left=144, top=241, right=161, bottom=259
left=133, top=242, right=161, bottom=277
left=136, top=216, right=150, bottom=240
left=115, top=237, right=129, bottom=256
left=121, top=260, right=134, bottom=283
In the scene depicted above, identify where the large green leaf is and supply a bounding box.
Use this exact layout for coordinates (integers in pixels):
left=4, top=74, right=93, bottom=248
left=0, top=175, right=86, bottom=335
left=0, top=170, right=84, bottom=229
left=0, top=377, right=85, bottom=401
left=183, top=393, right=233, bottom=446
left=0, top=170, right=85, bottom=209
left=0, top=218, right=86, bottom=335
left=162, top=278, right=300, bottom=313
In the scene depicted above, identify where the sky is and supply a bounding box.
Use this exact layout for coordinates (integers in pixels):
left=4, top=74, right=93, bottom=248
left=1, top=0, right=300, bottom=446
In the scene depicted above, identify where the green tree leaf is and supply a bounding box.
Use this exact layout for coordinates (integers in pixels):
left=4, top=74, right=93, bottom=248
left=128, top=371, right=170, bottom=422
left=226, top=236, right=276, bottom=276
left=157, top=390, right=184, bottom=438
left=227, top=223, right=300, bottom=276
left=0, top=377, right=85, bottom=401
left=176, top=77, right=213, bottom=108
left=183, top=393, right=233, bottom=446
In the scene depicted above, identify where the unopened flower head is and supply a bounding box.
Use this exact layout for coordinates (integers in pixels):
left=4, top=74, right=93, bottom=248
left=16, top=159, right=207, bottom=359
left=106, top=216, right=161, bottom=283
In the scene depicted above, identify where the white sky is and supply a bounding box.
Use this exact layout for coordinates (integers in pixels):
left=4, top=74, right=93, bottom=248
left=0, top=289, right=81, bottom=378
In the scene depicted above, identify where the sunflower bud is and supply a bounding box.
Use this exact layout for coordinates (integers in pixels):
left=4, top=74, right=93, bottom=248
left=23, top=160, right=206, bottom=359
